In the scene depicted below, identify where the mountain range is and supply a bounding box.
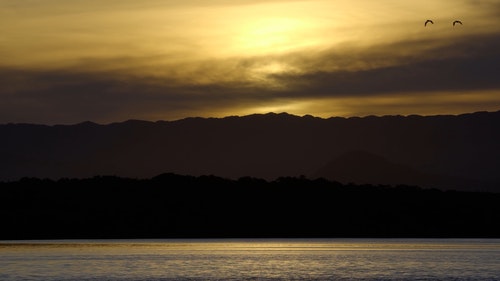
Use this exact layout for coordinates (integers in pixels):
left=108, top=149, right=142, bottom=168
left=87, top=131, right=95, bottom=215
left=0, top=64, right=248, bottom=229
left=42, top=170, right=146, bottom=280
left=2, top=110, right=500, bottom=192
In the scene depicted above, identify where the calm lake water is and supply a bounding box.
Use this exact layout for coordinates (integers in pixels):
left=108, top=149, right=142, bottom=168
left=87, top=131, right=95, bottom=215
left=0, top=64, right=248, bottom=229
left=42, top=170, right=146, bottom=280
left=1, top=239, right=499, bottom=281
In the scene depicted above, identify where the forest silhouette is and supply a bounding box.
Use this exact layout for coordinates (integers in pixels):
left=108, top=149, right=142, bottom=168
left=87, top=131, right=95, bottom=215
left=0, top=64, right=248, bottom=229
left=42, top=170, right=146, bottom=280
left=2, top=173, right=499, bottom=240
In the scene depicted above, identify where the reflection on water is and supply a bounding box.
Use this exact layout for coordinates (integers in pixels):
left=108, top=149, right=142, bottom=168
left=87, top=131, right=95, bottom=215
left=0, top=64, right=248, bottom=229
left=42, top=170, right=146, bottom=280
left=1, top=239, right=499, bottom=281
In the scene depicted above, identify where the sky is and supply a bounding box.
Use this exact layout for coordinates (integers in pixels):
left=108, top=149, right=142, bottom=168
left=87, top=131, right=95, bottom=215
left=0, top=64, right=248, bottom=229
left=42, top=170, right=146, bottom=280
left=1, top=0, right=500, bottom=124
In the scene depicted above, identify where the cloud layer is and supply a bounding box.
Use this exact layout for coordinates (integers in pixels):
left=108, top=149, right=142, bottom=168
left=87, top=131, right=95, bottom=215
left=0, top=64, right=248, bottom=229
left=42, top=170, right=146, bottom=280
left=1, top=0, right=500, bottom=124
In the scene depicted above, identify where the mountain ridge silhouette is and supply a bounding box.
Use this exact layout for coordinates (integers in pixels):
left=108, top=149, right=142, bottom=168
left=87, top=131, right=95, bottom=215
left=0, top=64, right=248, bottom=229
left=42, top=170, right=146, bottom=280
left=2, top=110, right=500, bottom=192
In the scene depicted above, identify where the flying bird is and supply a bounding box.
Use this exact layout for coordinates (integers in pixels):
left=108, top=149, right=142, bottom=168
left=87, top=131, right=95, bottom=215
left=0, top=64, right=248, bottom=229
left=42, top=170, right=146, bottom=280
left=453, top=20, right=462, bottom=26
left=424, top=20, right=434, bottom=26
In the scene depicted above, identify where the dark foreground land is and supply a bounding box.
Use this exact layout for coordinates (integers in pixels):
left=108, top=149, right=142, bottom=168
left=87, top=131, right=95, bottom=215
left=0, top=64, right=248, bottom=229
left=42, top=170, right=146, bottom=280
left=1, top=173, right=500, bottom=240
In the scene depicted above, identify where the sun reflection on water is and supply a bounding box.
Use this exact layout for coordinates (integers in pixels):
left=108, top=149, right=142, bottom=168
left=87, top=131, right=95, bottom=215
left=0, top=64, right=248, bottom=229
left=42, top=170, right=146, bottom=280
left=1, top=239, right=500, bottom=281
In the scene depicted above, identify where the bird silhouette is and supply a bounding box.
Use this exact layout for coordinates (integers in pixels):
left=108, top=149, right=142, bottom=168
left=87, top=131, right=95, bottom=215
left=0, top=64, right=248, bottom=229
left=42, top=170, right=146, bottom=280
left=425, top=20, right=434, bottom=26
left=453, top=20, right=462, bottom=26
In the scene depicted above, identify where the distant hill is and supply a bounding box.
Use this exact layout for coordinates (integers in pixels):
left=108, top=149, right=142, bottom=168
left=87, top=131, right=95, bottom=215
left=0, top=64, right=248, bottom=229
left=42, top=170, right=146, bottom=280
left=2, top=110, right=500, bottom=192
left=312, top=150, right=492, bottom=191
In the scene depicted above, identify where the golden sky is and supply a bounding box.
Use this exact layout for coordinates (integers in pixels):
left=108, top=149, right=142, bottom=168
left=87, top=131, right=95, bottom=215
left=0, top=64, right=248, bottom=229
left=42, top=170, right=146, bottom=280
left=2, top=0, right=500, bottom=124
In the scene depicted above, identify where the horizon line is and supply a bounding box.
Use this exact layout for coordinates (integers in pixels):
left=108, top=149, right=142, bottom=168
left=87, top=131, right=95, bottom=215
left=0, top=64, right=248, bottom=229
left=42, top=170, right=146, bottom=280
left=1, top=109, right=499, bottom=127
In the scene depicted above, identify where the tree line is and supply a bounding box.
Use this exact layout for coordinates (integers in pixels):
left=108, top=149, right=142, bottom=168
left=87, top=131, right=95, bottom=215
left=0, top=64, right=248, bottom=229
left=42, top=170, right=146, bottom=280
left=1, top=173, right=499, bottom=240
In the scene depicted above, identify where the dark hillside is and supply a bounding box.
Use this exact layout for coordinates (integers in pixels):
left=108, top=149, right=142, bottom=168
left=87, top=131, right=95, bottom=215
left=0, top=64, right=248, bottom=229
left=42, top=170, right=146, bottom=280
left=2, top=110, right=500, bottom=192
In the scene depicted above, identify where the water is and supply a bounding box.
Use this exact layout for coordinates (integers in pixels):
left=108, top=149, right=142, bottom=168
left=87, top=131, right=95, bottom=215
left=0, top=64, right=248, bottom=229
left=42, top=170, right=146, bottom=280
left=1, top=239, right=499, bottom=281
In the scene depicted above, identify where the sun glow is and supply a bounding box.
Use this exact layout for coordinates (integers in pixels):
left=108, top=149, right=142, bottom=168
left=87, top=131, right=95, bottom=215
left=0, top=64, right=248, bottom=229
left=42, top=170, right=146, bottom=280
left=235, top=18, right=307, bottom=54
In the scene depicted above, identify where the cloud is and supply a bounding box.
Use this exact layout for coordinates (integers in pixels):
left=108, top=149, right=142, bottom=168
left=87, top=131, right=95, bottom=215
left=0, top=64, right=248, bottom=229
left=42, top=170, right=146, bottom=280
left=2, top=22, right=500, bottom=124
left=267, top=31, right=500, bottom=97
left=0, top=64, right=277, bottom=124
